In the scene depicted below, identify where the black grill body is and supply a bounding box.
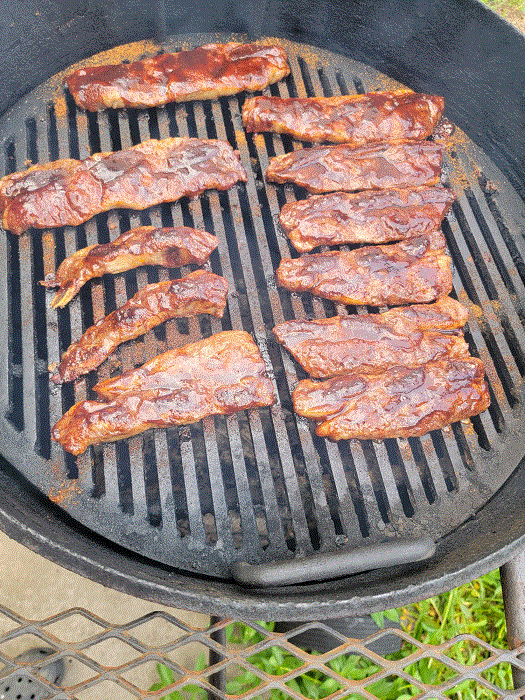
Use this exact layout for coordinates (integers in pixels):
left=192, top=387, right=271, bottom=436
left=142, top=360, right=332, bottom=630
left=0, top=0, right=525, bottom=619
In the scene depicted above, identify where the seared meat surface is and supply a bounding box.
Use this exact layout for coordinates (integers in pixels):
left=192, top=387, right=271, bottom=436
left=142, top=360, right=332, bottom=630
left=242, top=90, right=444, bottom=145
left=0, top=138, right=247, bottom=234
left=51, top=270, right=228, bottom=384
left=273, top=297, right=469, bottom=378
left=52, top=331, right=275, bottom=455
left=265, top=141, right=443, bottom=193
left=293, top=357, right=490, bottom=440
left=279, top=186, right=455, bottom=252
left=43, top=225, right=219, bottom=308
left=65, top=43, right=290, bottom=111
left=276, top=231, right=452, bottom=306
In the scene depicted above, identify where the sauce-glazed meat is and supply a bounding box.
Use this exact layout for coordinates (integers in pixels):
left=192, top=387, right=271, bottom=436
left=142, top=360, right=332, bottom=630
left=276, top=231, right=452, bottom=306
left=51, top=270, right=228, bottom=384
left=279, top=186, right=455, bottom=252
left=265, top=141, right=444, bottom=194
left=65, top=43, right=290, bottom=111
left=92, top=329, right=270, bottom=401
left=273, top=297, right=469, bottom=378
left=0, top=138, right=247, bottom=234
left=242, top=90, right=444, bottom=145
left=43, top=225, right=219, bottom=308
left=293, top=357, right=490, bottom=441
left=52, top=331, right=276, bottom=455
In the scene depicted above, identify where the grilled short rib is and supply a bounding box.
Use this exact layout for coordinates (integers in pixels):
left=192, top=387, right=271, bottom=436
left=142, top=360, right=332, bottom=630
left=293, top=357, right=490, bottom=440
left=279, top=185, right=455, bottom=252
left=275, top=230, right=452, bottom=306
left=265, top=141, right=444, bottom=193
left=273, top=297, right=469, bottom=378
left=52, top=331, right=275, bottom=455
left=43, top=225, right=219, bottom=308
left=51, top=270, right=228, bottom=384
left=65, top=43, right=290, bottom=111
left=242, top=90, right=444, bottom=145
left=0, top=138, right=247, bottom=234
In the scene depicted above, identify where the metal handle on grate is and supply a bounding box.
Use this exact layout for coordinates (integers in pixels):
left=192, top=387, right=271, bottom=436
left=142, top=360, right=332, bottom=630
left=231, top=536, right=436, bottom=586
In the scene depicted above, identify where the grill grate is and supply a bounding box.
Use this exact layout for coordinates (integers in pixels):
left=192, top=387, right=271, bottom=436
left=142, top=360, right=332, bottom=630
left=0, top=33, right=523, bottom=578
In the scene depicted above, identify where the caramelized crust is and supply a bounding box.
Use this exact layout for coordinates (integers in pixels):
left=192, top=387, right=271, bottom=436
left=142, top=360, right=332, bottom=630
left=279, top=186, right=455, bottom=252
left=242, top=90, right=444, bottom=145
left=273, top=297, right=469, bottom=378
left=0, top=138, right=247, bottom=234
left=51, top=270, right=228, bottom=384
left=265, top=141, right=444, bottom=194
left=276, top=231, right=452, bottom=306
left=52, top=331, right=276, bottom=455
left=65, top=43, right=290, bottom=111
left=293, top=357, right=490, bottom=440
left=43, top=225, right=219, bottom=308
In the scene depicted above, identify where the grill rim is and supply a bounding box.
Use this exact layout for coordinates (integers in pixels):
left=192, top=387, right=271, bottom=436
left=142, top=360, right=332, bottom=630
left=0, top=448, right=524, bottom=620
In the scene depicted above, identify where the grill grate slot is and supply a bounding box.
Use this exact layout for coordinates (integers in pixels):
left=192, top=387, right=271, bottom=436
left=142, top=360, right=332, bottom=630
left=7, top=231, right=23, bottom=433
left=0, top=34, right=523, bottom=577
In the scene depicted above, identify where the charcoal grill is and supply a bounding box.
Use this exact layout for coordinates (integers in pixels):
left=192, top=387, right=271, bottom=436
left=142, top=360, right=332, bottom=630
left=1, top=0, right=525, bottom=620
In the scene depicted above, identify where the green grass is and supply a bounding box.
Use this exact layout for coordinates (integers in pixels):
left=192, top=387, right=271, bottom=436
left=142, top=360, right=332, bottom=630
left=481, top=0, right=525, bottom=14
left=151, top=569, right=510, bottom=699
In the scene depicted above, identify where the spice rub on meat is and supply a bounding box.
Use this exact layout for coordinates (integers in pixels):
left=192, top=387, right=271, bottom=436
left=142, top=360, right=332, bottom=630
left=265, top=141, right=444, bottom=194
left=52, top=331, right=276, bottom=455
left=51, top=270, right=228, bottom=384
left=43, top=225, right=219, bottom=308
left=276, top=230, right=452, bottom=306
left=242, top=90, right=444, bottom=145
left=65, top=43, right=290, bottom=111
left=293, top=357, right=490, bottom=441
left=273, top=297, right=469, bottom=378
left=0, top=138, right=247, bottom=234
left=279, top=185, right=455, bottom=252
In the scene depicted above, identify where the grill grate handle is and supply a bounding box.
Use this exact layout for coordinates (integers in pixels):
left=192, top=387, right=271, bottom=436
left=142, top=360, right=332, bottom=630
left=231, top=537, right=436, bottom=586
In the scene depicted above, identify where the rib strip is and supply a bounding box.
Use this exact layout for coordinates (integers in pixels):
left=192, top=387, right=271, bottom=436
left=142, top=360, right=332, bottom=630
left=242, top=90, right=444, bottom=145
left=265, top=141, right=444, bottom=194
left=275, top=231, right=452, bottom=306
left=292, top=357, right=490, bottom=440
left=279, top=186, right=455, bottom=252
left=42, top=225, right=219, bottom=308
left=52, top=331, right=276, bottom=455
left=65, top=43, right=290, bottom=111
left=0, top=138, right=247, bottom=234
left=273, top=297, right=469, bottom=378
left=51, top=270, right=229, bottom=384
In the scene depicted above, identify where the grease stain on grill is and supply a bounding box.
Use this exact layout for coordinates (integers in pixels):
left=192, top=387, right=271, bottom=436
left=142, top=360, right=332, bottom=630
left=0, top=33, right=523, bottom=577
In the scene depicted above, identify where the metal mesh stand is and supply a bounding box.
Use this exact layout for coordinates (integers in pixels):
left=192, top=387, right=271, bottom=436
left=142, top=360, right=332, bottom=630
left=0, top=558, right=524, bottom=699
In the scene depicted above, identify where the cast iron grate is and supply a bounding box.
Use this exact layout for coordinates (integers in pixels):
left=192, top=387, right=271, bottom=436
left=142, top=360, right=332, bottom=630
left=0, top=33, right=523, bottom=578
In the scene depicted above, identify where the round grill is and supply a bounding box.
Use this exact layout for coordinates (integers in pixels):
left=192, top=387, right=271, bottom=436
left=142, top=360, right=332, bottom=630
left=0, top=33, right=524, bottom=607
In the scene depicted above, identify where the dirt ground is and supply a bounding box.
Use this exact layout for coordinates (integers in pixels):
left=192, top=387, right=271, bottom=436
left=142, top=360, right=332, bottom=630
left=497, top=5, right=525, bottom=31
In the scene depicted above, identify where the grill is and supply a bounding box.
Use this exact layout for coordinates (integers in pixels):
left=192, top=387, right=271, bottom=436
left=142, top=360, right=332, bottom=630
left=1, top=30, right=525, bottom=611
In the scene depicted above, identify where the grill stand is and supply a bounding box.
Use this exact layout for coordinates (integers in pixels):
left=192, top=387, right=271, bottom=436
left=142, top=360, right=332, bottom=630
left=0, top=559, right=525, bottom=698
left=501, top=553, right=525, bottom=691
left=1, top=27, right=525, bottom=698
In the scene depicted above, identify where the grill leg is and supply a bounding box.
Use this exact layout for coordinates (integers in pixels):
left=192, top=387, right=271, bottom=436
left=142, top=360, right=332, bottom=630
left=500, top=553, right=525, bottom=690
